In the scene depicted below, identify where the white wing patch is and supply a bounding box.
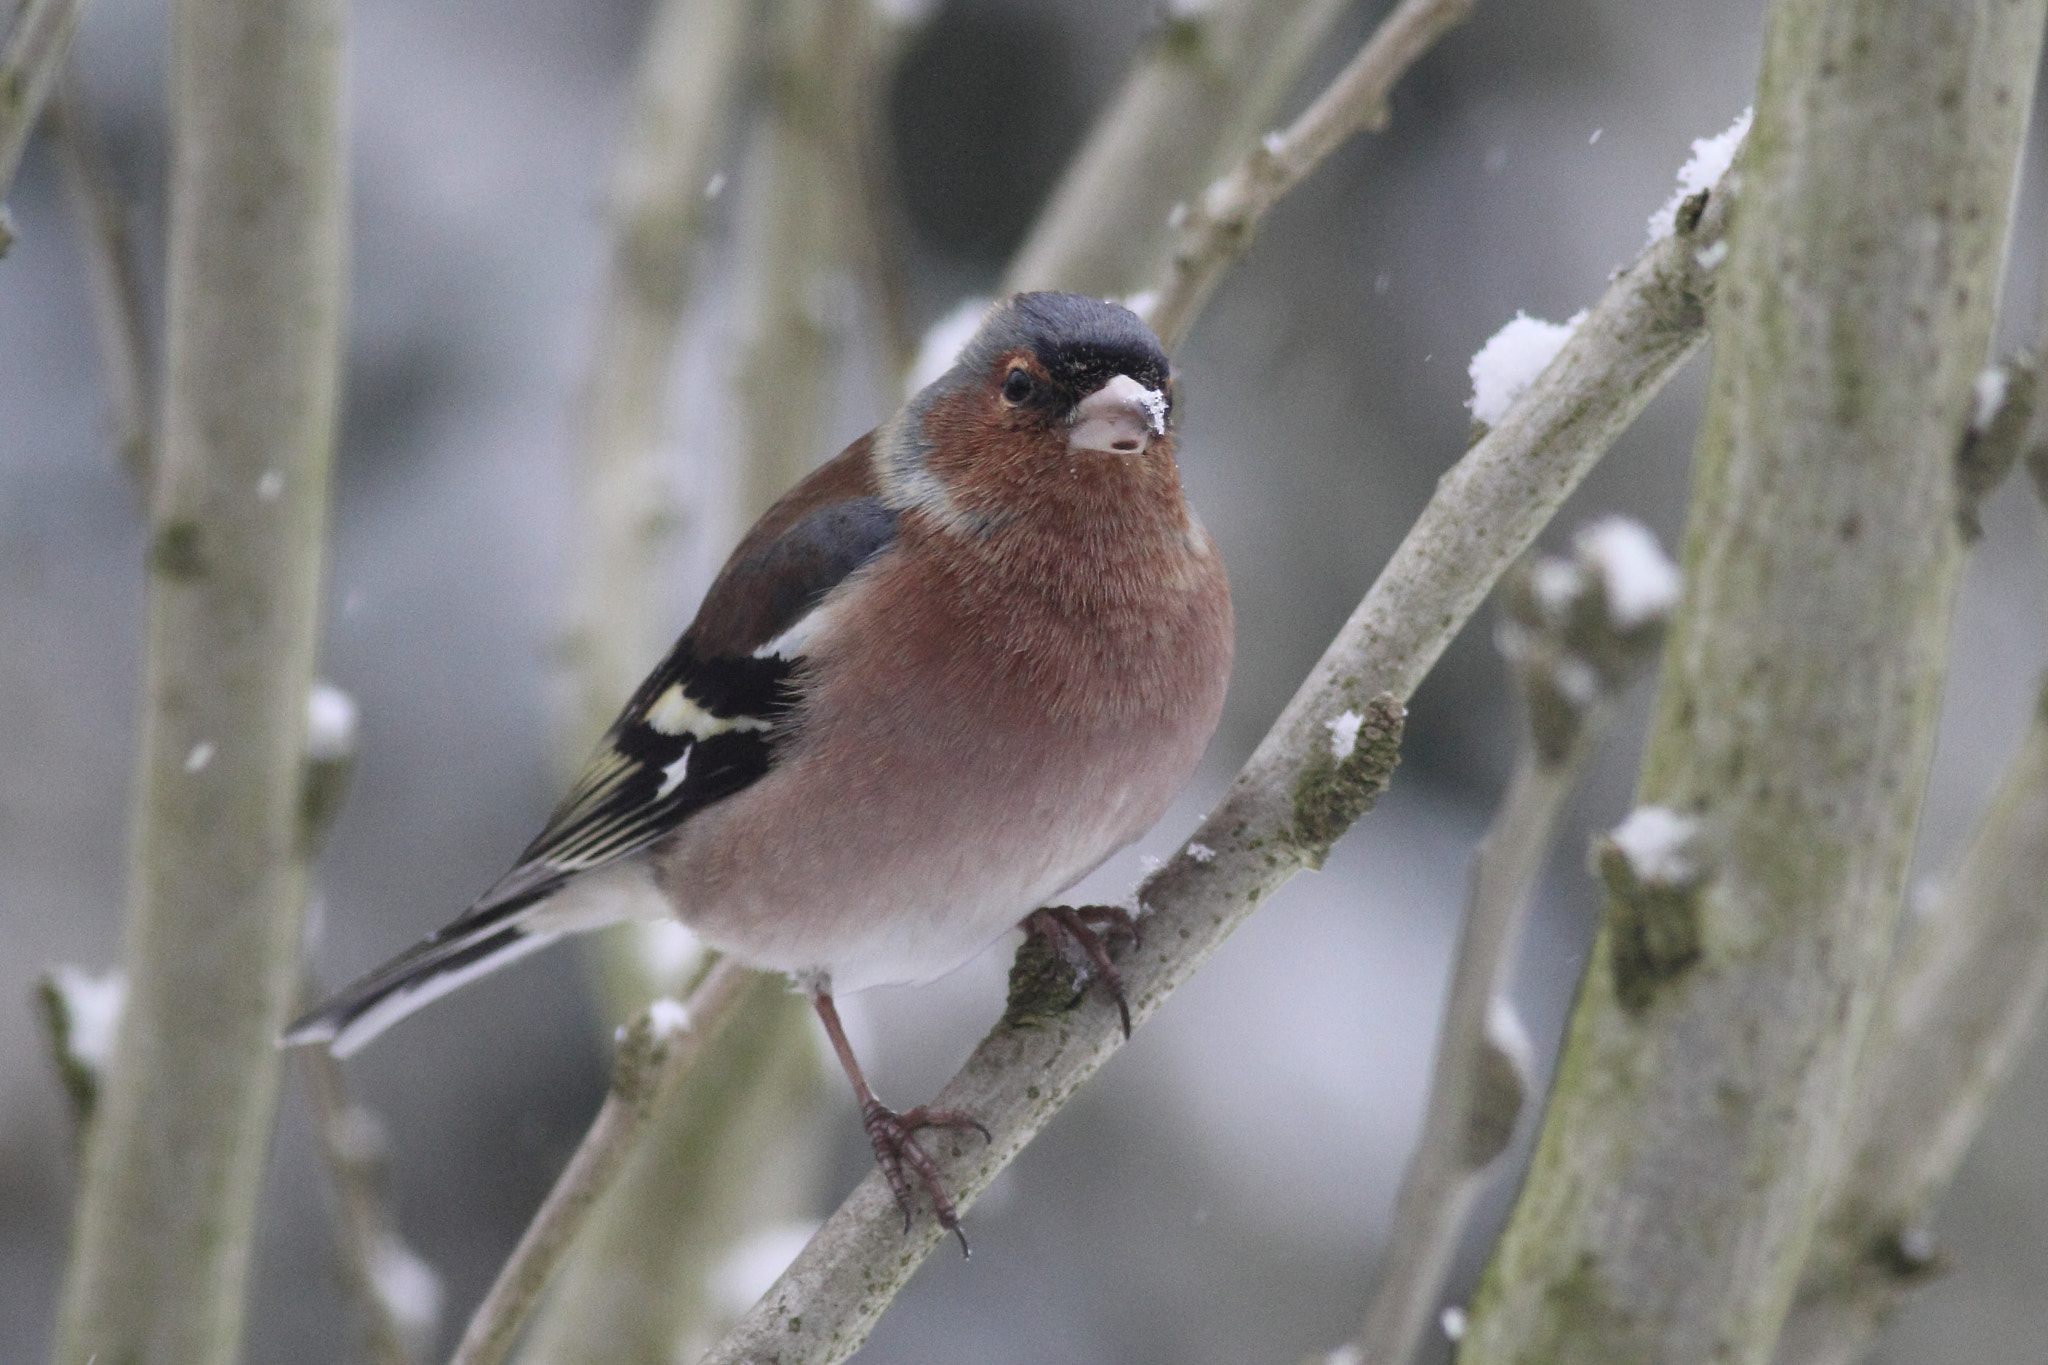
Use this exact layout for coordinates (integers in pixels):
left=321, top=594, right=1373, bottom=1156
left=644, top=683, right=776, bottom=738
left=752, top=600, right=840, bottom=662
left=656, top=748, right=692, bottom=800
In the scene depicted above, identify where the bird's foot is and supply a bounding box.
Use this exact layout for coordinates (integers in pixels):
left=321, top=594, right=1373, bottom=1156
left=1026, top=904, right=1141, bottom=1038
left=862, top=1099, right=991, bottom=1256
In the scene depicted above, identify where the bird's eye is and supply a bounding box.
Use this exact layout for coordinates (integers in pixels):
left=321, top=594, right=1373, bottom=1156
left=1001, top=368, right=1035, bottom=405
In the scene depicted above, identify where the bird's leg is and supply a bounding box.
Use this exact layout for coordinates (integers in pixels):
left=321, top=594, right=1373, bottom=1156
left=1024, top=904, right=1141, bottom=1039
left=810, top=989, right=989, bottom=1255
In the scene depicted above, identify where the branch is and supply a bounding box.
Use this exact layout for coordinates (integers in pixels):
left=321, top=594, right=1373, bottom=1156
left=732, top=0, right=891, bottom=520
left=1773, top=678, right=2048, bottom=1365
left=1002, top=0, right=1356, bottom=298
left=448, top=958, right=754, bottom=1365
left=559, top=0, right=749, bottom=761
left=49, top=69, right=156, bottom=492
left=0, top=0, right=85, bottom=252
left=50, top=0, right=349, bottom=1359
left=509, top=977, right=821, bottom=1365
left=1147, top=0, right=1475, bottom=349
left=302, top=1044, right=441, bottom=1365
left=697, top=138, right=1739, bottom=1365
left=1339, top=522, right=1677, bottom=1365
left=1457, top=0, right=2046, bottom=1358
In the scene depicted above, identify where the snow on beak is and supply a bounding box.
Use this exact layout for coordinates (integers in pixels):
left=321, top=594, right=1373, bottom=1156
left=1069, top=373, right=1167, bottom=457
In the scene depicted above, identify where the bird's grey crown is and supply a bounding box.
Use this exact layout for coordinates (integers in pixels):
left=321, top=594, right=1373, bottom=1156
left=958, top=291, right=1170, bottom=401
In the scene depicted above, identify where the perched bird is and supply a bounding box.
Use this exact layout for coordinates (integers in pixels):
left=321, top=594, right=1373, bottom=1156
left=287, top=292, right=1233, bottom=1245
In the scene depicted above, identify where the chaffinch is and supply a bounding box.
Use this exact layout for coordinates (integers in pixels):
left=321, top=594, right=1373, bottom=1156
left=288, top=291, right=1233, bottom=1244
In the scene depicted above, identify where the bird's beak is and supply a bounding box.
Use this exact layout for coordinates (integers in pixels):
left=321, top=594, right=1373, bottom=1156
left=1069, top=374, right=1168, bottom=457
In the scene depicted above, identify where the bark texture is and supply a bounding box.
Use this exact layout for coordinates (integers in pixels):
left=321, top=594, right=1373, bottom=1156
left=1458, top=1, right=2044, bottom=1361
left=51, top=0, right=348, bottom=1360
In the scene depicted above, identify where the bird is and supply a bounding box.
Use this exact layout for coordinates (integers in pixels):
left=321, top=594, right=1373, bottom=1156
left=286, top=291, right=1233, bottom=1247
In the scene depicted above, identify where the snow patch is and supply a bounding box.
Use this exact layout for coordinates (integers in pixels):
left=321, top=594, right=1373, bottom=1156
left=710, top=1221, right=820, bottom=1318
left=184, top=741, right=216, bottom=773
left=646, top=996, right=693, bottom=1039
left=907, top=296, right=992, bottom=396
left=368, top=1233, right=444, bottom=1343
left=1468, top=312, right=1583, bottom=427
left=1440, top=1305, right=1469, bottom=1341
left=1575, top=516, right=1680, bottom=629
left=1972, top=364, right=2009, bottom=435
left=1647, top=109, right=1752, bottom=242
left=306, top=681, right=360, bottom=761
left=1326, top=709, right=1365, bottom=760
left=50, top=965, right=126, bottom=1069
left=1609, top=806, right=1699, bottom=884
left=1187, top=842, right=1216, bottom=864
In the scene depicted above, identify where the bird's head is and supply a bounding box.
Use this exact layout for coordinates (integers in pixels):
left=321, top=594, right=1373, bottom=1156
left=877, top=293, right=1179, bottom=533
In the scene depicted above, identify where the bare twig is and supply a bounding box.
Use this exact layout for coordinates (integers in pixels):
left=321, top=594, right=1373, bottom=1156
left=559, top=0, right=749, bottom=762
left=448, top=958, right=754, bottom=1365
left=1148, top=0, right=1475, bottom=349
left=508, top=977, right=822, bottom=1365
left=1339, top=524, right=1677, bottom=1365
left=0, top=0, right=85, bottom=251
left=1005, top=0, right=1354, bottom=298
left=1457, top=0, right=2045, bottom=1357
left=732, top=0, right=889, bottom=519
left=1773, top=679, right=2048, bottom=1365
left=696, top=148, right=1739, bottom=1365
left=302, top=1043, right=439, bottom=1365
left=50, top=69, right=156, bottom=492
left=50, top=0, right=349, bottom=1359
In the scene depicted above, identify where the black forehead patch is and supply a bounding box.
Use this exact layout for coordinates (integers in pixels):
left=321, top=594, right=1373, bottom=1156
left=963, top=292, right=1170, bottom=395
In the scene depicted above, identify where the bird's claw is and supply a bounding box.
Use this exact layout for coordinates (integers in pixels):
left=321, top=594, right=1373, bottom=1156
left=1027, top=904, right=1139, bottom=1038
left=861, top=1099, right=989, bottom=1256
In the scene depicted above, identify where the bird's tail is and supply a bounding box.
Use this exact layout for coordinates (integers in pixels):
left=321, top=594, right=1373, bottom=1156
left=284, top=875, right=570, bottom=1058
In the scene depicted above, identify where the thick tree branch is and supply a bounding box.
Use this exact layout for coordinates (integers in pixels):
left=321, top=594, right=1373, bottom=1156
left=0, top=0, right=85, bottom=252
left=1773, top=678, right=2048, bottom=1365
left=696, top=149, right=1738, bottom=1365
left=1148, top=0, right=1475, bottom=349
left=1002, top=0, right=1354, bottom=299
left=50, top=0, right=349, bottom=1359
left=1340, top=524, right=1677, bottom=1365
left=1457, top=0, right=2046, bottom=1360
left=448, top=959, right=754, bottom=1365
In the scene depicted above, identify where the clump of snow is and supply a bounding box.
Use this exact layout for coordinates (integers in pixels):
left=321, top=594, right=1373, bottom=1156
left=1136, top=383, right=1170, bottom=434
left=1609, top=806, right=1699, bottom=884
left=1485, top=996, right=1535, bottom=1082
left=906, top=296, right=992, bottom=396
left=703, top=171, right=726, bottom=200
left=368, top=1233, right=444, bottom=1344
left=1186, top=842, right=1216, bottom=864
left=256, top=469, right=285, bottom=502
left=1553, top=656, right=1601, bottom=706
left=184, top=741, right=216, bottom=773
left=1529, top=558, right=1587, bottom=616
left=1646, top=109, right=1753, bottom=242
left=637, top=919, right=704, bottom=982
left=1138, top=854, right=1165, bottom=878
left=1694, top=240, right=1729, bottom=270
left=1326, top=709, right=1365, bottom=760
left=1467, top=312, right=1583, bottom=428
left=50, top=965, right=126, bottom=1070
left=709, top=1221, right=820, bottom=1318
left=1440, top=1305, right=1469, bottom=1341
left=1971, top=364, right=2010, bottom=435
left=306, top=681, right=360, bottom=761
left=646, top=996, right=692, bottom=1040
left=1575, top=516, right=1681, bottom=630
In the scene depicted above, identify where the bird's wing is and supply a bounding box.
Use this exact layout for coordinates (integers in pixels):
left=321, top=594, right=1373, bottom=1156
left=477, top=434, right=897, bottom=918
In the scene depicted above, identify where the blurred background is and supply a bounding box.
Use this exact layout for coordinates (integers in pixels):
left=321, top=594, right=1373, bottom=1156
left=5, top=0, right=2047, bottom=1361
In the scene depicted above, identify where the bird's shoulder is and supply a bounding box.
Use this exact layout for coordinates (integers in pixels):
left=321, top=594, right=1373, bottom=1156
left=491, top=434, right=899, bottom=895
